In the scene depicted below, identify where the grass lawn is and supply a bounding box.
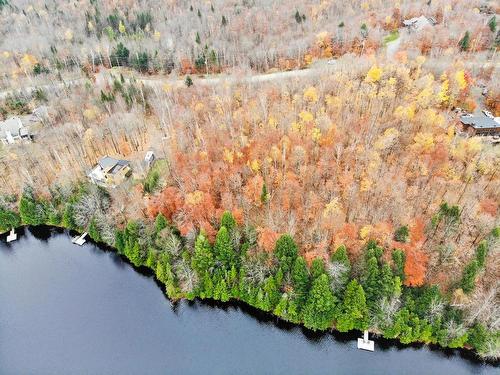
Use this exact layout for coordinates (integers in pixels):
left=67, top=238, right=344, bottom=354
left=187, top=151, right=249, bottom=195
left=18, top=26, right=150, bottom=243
left=383, top=30, right=400, bottom=45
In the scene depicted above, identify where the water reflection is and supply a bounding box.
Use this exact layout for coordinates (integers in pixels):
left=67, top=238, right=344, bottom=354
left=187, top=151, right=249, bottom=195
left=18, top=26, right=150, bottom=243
left=0, top=228, right=497, bottom=375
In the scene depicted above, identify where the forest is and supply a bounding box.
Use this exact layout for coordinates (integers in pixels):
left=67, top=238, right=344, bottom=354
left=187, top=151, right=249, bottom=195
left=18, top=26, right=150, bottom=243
left=0, top=0, right=499, bottom=361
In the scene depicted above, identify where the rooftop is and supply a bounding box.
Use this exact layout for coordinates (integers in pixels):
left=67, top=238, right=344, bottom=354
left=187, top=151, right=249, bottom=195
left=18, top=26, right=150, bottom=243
left=98, top=156, right=130, bottom=174
left=0, top=117, right=23, bottom=139
left=460, top=115, right=500, bottom=129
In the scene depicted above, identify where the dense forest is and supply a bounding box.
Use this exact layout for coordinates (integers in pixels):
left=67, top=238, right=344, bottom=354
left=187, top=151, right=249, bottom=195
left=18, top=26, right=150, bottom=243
left=0, top=0, right=499, bottom=361
left=0, top=183, right=498, bottom=358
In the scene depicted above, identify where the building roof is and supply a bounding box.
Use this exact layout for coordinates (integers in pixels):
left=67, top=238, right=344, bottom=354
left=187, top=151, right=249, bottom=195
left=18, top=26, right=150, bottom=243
left=0, top=117, right=23, bottom=139
left=403, top=16, right=433, bottom=30
left=460, top=115, right=500, bottom=130
left=97, top=156, right=130, bottom=174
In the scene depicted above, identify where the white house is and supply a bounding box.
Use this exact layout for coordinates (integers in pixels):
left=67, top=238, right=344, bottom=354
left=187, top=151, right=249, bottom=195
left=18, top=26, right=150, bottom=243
left=0, top=117, right=31, bottom=145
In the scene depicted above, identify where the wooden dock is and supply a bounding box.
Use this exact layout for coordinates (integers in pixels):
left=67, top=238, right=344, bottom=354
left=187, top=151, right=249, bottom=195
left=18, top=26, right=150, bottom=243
left=6, top=228, right=17, bottom=242
left=71, top=232, right=88, bottom=246
left=357, top=330, right=374, bottom=351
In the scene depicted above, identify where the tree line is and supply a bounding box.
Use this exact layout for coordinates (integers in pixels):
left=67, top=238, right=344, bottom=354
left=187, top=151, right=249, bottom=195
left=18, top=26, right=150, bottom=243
left=1, top=184, right=498, bottom=358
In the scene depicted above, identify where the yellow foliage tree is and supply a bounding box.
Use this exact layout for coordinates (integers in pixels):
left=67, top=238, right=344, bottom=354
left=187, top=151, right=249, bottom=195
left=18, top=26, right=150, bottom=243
left=303, top=86, right=319, bottom=103
left=365, top=65, right=383, bottom=83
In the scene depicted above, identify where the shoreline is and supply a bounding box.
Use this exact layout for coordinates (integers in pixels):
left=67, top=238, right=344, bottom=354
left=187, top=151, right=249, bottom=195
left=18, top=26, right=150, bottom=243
left=2, top=224, right=499, bottom=366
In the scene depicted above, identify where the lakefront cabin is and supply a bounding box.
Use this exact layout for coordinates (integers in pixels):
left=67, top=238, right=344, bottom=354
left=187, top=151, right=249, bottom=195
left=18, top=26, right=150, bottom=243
left=88, top=156, right=132, bottom=188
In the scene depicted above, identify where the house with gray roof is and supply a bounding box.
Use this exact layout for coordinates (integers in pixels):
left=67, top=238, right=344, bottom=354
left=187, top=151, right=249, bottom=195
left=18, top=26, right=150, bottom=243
left=88, top=156, right=132, bottom=187
left=0, top=117, right=31, bottom=145
left=460, top=115, right=500, bottom=136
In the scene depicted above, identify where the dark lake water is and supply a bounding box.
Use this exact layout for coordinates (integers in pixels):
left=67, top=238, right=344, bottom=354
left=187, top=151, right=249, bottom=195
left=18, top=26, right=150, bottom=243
left=0, top=227, right=497, bottom=375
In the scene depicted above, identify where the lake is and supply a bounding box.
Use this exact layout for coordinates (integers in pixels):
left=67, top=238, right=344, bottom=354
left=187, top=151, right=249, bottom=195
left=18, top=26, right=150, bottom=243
left=0, top=227, right=497, bottom=375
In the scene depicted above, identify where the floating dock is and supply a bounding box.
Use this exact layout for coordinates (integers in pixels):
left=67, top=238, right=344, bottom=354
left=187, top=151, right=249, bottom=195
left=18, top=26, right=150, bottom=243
left=6, top=228, right=17, bottom=242
left=357, top=330, right=375, bottom=351
left=71, top=232, right=88, bottom=246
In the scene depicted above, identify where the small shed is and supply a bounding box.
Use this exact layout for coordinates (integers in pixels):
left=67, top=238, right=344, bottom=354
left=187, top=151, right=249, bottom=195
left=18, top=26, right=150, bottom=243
left=144, top=151, right=155, bottom=169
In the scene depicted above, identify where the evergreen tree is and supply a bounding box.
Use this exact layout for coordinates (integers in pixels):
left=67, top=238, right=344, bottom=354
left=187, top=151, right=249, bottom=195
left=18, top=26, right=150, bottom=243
left=292, top=256, right=310, bottom=306
left=220, top=211, right=236, bottom=231
left=460, top=260, right=479, bottom=293
left=475, top=241, right=488, bottom=268
left=88, top=219, right=101, bottom=242
left=331, top=245, right=350, bottom=266
left=192, top=232, right=214, bottom=275
left=62, top=204, right=77, bottom=230
left=392, top=249, right=405, bottom=280
left=303, top=274, right=337, bottom=331
left=274, top=293, right=300, bottom=323
left=0, top=206, right=21, bottom=232
left=19, top=187, right=47, bottom=225
left=214, top=226, right=236, bottom=269
left=488, top=16, right=497, bottom=32
left=260, top=183, right=268, bottom=204
left=195, top=32, right=201, bottom=44
left=394, top=225, right=409, bottom=242
left=111, top=42, right=129, bottom=66
left=154, top=213, right=168, bottom=234
left=185, top=76, right=193, bottom=87
left=274, top=234, right=298, bottom=274
left=310, top=258, right=326, bottom=280
left=336, top=280, right=368, bottom=332
left=115, top=230, right=125, bottom=254
left=468, top=323, right=488, bottom=353
left=156, top=253, right=179, bottom=298
left=145, top=248, right=157, bottom=269
left=379, top=263, right=395, bottom=298
left=261, top=275, right=280, bottom=311
left=458, top=31, right=471, bottom=51
left=361, top=255, right=380, bottom=306
left=221, top=15, right=227, bottom=27
left=294, top=10, right=302, bottom=24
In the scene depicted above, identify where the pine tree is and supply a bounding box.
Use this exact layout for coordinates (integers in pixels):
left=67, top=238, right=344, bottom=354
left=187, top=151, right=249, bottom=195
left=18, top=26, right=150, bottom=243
left=0, top=206, right=20, bottom=232
left=88, top=219, right=101, bottom=242
left=185, top=76, right=193, bottom=87
left=458, top=31, right=471, bottom=51
left=274, top=234, right=298, bottom=274
left=154, top=213, right=168, bottom=234
left=19, top=187, right=46, bottom=225
left=379, top=263, right=395, bottom=298
left=260, top=183, right=268, bottom=204
left=336, top=280, right=368, bottom=332
left=392, top=249, right=405, bottom=280
left=274, top=293, right=300, bottom=323
left=115, top=230, right=125, bottom=254
left=294, top=10, right=302, bottom=24
left=362, top=255, right=380, bottom=306
left=488, top=16, right=497, bottom=32
left=192, top=232, right=214, bottom=275
left=221, top=15, right=227, bottom=27
left=214, top=226, right=236, bottom=269
left=303, top=274, right=337, bottom=331
left=475, top=241, right=488, bottom=268
left=145, top=249, right=157, bottom=269
left=394, top=225, right=409, bottom=242
left=292, top=256, right=310, bottom=306
left=62, top=204, right=77, bottom=230
left=310, top=258, right=325, bottom=280
left=220, top=211, right=236, bottom=231
left=461, top=260, right=479, bottom=293
left=195, top=32, right=201, bottom=44
left=262, top=275, right=280, bottom=311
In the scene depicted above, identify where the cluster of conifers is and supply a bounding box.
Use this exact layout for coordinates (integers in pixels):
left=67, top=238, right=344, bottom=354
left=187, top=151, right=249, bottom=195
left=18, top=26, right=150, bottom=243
left=0, top=184, right=498, bottom=359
